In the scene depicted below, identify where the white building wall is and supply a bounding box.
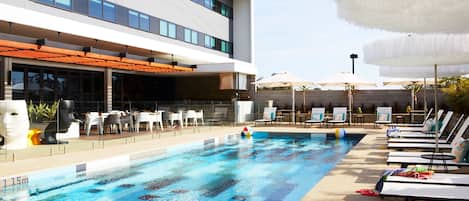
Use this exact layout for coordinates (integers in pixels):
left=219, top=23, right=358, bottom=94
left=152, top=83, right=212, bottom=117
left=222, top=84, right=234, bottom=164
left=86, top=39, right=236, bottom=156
left=109, top=0, right=230, bottom=41
left=233, top=0, right=254, bottom=63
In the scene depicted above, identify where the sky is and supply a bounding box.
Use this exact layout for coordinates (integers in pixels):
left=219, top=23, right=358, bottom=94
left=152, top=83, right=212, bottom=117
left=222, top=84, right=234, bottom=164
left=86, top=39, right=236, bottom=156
left=253, top=0, right=400, bottom=87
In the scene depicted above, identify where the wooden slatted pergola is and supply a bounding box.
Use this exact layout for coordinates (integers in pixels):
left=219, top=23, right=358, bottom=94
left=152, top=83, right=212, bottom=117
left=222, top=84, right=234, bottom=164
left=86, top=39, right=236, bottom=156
left=0, top=39, right=193, bottom=73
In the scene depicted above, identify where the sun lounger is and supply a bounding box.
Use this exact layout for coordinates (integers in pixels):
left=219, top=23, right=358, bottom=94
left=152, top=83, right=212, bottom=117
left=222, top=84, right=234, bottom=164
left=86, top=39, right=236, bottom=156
left=389, top=114, right=463, bottom=143
left=375, top=107, right=392, bottom=126
left=380, top=182, right=469, bottom=200
left=304, top=107, right=325, bottom=127
left=388, top=111, right=453, bottom=138
left=327, top=107, right=347, bottom=126
left=255, top=107, right=277, bottom=125
left=387, top=117, right=469, bottom=150
left=394, top=108, right=434, bottom=127
left=386, top=156, right=469, bottom=168
left=397, top=109, right=444, bottom=131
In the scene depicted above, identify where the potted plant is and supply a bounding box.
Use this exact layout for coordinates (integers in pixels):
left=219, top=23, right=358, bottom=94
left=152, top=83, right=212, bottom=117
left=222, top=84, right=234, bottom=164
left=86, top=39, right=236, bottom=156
left=28, top=101, right=58, bottom=131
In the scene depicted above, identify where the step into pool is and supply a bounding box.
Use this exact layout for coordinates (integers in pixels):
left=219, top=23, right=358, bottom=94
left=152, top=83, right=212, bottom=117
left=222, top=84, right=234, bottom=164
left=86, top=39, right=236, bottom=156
left=1, top=132, right=363, bottom=201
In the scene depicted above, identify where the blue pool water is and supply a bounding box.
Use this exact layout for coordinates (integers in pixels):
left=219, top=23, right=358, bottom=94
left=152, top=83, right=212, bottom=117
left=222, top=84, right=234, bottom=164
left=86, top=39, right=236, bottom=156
left=2, top=132, right=363, bottom=201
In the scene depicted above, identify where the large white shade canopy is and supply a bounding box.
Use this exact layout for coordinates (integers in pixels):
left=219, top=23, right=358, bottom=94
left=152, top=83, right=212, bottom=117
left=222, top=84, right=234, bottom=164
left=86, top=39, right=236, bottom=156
left=382, top=77, right=429, bottom=86
left=255, top=72, right=315, bottom=123
left=255, top=72, right=314, bottom=88
left=336, top=0, right=469, bottom=33
left=364, top=34, right=469, bottom=66
left=380, top=65, right=469, bottom=78
left=317, top=72, right=376, bottom=87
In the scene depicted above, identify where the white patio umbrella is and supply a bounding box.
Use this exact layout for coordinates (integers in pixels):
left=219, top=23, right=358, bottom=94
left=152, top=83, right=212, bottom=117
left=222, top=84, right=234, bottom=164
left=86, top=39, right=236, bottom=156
left=364, top=34, right=469, bottom=152
left=381, top=65, right=469, bottom=118
left=383, top=77, right=433, bottom=122
left=255, top=72, right=316, bottom=123
left=317, top=72, right=376, bottom=125
left=336, top=0, right=469, bottom=33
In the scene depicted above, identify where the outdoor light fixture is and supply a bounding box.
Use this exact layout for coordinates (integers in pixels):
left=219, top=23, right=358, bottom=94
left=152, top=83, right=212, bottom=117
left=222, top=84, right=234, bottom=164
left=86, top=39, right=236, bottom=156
left=350, top=53, right=358, bottom=74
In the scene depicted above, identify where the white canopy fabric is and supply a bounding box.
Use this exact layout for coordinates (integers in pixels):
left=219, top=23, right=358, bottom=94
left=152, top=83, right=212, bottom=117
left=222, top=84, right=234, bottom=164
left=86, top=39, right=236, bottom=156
left=317, top=72, right=375, bottom=125
left=255, top=72, right=314, bottom=88
left=364, top=34, right=469, bottom=152
left=317, top=72, right=376, bottom=87
left=380, top=65, right=469, bottom=78
left=364, top=34, right=469, bottom=66
left=336, top=0, right=469, bottom=33
left=255, top=72, right=315, bottom=123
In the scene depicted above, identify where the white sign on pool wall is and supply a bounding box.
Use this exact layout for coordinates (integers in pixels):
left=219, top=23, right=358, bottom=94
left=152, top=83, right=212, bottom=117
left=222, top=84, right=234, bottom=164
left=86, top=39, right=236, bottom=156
left=235, top=101, right=254, bottom=123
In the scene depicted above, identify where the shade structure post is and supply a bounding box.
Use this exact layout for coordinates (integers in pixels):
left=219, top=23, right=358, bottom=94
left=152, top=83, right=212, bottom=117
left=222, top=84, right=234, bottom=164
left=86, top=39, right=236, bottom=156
left=348, top=85, right=352, bottom=125
left=292, top=86, right=295, bottom=124
left=434, top=64, right=439, bottom=152
left=411, top=84, right=415, bottom=122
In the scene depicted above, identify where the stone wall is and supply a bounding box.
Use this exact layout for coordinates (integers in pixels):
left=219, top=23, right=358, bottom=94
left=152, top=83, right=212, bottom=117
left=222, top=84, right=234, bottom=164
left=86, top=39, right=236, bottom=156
left=255, top=89, right=448, bottom=114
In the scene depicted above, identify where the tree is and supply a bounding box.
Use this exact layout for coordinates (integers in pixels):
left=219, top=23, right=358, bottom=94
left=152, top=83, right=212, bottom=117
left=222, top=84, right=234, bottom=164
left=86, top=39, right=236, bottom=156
left=440, top=76, right=469, bottom=114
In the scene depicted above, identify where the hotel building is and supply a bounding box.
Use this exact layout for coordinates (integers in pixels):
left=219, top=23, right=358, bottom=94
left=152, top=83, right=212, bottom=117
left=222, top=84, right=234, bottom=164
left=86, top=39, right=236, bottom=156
left=0, top=0, right=256, bottom=113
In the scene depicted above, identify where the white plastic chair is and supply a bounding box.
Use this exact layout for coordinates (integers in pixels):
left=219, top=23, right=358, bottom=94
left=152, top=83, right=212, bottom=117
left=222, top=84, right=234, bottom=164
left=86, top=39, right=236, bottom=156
left=152, top=111, right=164, bottom=131
left=196, top=110, right=204, bottom=126
left=169, top=111, right=184, bottom=128
left=85, top=112, right=102, bottom=136
left=376, top=107, right=392, bottom=126
left=185, top=110, right=198, bottom=127
left=135, top=112, right=154, bottom=132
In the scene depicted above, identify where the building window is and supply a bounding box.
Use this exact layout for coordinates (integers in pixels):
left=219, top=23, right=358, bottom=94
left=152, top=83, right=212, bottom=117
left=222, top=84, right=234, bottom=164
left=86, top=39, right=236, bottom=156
left=160, top=20, right=168, bottom=36
left=89, top=0, right=115, bottom=22
left=204, top=0, right=214, bottom=9
left=103, top=2, right=116, bottom=21
left=168, top=23, right=176, bottom=38
left=55, top=0, right=72, bottom=9
left=205, top=35, right=215, bottom=48
left=221, top=41, right=231, bottom=53
left=89, top=0, right=102, bottom=18
left=221, top=4, right=230, bottom=17
left=191, top=31, right=198, bottom=44
left=39, top=0, right=54, bottom=5
left=184, top=29, right=198, bottom=44
left=139, top=14, right=150, bottom=31
left=184, top=29, right=191, bottom=43
left=128, top=10, right=139, bottom=28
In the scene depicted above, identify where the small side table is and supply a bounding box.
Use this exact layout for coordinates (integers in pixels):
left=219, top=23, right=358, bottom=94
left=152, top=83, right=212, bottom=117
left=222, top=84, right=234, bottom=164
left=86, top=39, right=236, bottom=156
left=420, top=153, right=456, bottom=173
left=354, top=114, right=364, bottom=126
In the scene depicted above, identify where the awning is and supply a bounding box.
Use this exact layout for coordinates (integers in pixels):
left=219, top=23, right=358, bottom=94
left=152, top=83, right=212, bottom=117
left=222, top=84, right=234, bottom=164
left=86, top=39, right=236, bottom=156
left=0, top=39, right=193, bottom=73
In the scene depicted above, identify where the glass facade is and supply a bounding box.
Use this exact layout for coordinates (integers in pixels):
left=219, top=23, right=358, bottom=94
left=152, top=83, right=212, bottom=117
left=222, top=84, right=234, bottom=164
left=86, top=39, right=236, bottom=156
left=103, top=2, right=116, bottom=21
left=159, top=20, right=168, bottom=36
left=168, top=23, right=176, bottom=39
left=128, top=10, right=139, bottom=29
left=90, top=0, right=115, bottom=22
left=185, top=29, right=198, bottom=44
left=12, top=64, right=105, bottom=113
left=89, top=0, right=102, bottom=18
left=33, top=0, right=233, bottom=54
left=192, top=0, right=232, bottom=18
left=139, top=14, right=150, bottom=31
left=55, top=0, right=72, bottom=9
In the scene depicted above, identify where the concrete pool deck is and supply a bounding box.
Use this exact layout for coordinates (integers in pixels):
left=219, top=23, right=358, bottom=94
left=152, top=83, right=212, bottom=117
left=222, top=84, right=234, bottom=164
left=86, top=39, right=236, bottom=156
left=0, top=125, right=411, bottom=200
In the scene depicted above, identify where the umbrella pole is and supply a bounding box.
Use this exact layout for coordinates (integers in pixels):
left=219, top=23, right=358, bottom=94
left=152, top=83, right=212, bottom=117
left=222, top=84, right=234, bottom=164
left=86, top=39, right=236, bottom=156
left=424, top=78, right=427, bottom=117
left=434, top=64, right=439, bottom=153
left=292, top=86, right=295, bottom=124
left=411, top=85, right=415, bottom=123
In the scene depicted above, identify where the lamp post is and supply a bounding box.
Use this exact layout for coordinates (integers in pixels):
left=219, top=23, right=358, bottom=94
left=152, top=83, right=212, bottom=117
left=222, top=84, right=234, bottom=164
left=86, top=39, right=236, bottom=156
left=350, top=53, right=358, bottom=74
left=349, top=53, right=358, bottom=126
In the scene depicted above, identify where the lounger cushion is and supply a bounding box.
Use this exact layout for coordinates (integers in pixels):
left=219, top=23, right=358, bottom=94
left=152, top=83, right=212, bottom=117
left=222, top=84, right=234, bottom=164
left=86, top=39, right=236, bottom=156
left=451, top=138, right=469, bottom=162
left=312, top=113, right=322, bottom=121
left=378, top=113, right=388, bottom=121
left=334, top=114, right=343, bottom=121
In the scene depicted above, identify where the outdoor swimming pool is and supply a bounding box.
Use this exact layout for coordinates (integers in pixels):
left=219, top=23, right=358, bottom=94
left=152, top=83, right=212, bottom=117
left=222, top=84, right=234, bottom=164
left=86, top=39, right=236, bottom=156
left=2, top=132, right=363, bottom=201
